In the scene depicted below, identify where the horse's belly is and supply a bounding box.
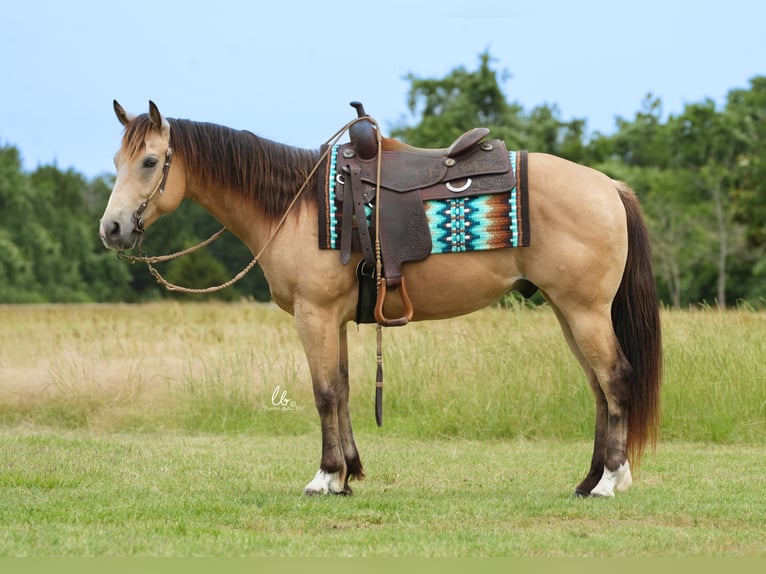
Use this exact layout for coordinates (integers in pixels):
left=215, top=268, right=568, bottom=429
left=392, top=250, right=521, bottom=320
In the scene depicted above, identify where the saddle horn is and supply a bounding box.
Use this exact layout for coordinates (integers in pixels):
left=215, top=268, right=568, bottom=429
left=348, top=101, right=378, bottom=160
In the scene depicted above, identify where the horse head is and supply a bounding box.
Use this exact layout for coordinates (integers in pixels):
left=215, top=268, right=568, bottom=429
left=99, top=100, right=185, bottom=251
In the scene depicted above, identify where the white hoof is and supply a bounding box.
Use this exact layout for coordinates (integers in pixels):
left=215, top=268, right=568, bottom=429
left=590, top=461, right=631, bottom=497
left=303, top=469, right=344, bottom=495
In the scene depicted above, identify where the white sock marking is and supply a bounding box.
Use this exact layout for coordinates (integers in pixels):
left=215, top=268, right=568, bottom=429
left=590, top=461, right=632, bottom=497
left=304, top=469, right=343, bottom=495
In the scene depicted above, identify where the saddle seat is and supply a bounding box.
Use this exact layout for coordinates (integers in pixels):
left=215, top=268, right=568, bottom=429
left=380, top=127, right=491, bottom=158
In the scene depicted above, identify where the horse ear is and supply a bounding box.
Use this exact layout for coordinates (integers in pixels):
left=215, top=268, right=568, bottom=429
left=148, top=100, right=170, bottom=138
left=113, top=100, right=134, bottom=127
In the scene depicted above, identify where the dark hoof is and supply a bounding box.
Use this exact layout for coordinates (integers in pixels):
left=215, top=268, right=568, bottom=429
left=303, top=487, right=352, bottom=497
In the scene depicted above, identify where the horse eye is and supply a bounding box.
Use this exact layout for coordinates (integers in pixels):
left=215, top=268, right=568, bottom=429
left=143, top=157, right=158, bottom=169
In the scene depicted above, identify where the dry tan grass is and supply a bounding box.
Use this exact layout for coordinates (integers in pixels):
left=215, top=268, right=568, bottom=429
left=0, top=302, right=309, bottom=430
left=1, top=302, right=764, bottom=442
left=0, top=301, right=577, bottom=434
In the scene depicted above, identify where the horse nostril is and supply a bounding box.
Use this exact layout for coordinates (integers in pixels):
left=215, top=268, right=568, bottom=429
left=108, top=220, right=121, bottom=239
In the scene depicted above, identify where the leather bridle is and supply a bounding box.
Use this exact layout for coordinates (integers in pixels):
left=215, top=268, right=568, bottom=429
left=132, top=145, right=174, bottom=233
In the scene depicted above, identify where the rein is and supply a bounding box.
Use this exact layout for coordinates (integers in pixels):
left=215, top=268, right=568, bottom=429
left=119, top=116, right=381, bottom=294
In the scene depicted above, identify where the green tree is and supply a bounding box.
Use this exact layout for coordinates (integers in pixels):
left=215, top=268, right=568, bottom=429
left=724, top=76, right=766, bottom=302
left=391, top=51, right=525, bottom=148
left=28, top=166, right=93, bottom=301
left=392, top=51, right=590, bottom=159
left=0, top=146, right=41, bottom=302
left=664, top=100, right=749, bottom=307
left=610, top=94, right=670, bottom=168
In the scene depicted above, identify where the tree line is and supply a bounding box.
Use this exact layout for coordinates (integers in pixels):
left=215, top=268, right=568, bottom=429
left=1, top=51, right=764, bottom=307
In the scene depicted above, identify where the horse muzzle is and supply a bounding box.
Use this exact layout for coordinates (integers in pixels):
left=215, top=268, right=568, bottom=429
left=99, top=216, right=139, bottom=251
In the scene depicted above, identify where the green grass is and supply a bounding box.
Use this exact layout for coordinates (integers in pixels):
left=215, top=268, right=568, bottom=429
left=0, top=302, right=765, bottom=556
left=0, top=431, right=764, bottom=557
left=660, top=309, right=766, bottom=443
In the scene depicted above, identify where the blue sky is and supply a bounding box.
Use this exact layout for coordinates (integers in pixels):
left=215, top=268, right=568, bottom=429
left=1, top=0, right=764, bottom=178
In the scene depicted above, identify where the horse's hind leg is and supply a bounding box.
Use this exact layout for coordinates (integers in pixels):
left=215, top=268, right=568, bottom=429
left=546, top=299, right=609, bottom=496
left=557, top=303, right=633, bottom=497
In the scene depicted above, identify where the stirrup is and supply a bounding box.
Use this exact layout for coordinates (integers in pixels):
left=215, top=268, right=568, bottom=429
left=374, top=276, right=414, bottom=327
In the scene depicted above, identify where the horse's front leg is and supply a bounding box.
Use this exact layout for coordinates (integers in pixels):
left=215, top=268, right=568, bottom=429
left=337, top=323, right=364, bottom=489
left=296, top=311, right=359, bottom=495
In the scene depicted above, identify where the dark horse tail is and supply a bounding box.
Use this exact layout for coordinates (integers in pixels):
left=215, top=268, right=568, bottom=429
left=612, top=181, right=663, bottom=468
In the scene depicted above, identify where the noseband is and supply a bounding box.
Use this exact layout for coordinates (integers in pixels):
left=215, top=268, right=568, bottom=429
left=132, top=145, right=174, bottom=232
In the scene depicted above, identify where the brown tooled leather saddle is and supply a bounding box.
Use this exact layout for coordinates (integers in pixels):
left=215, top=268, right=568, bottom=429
left=334, top=102, right=517, bottom=327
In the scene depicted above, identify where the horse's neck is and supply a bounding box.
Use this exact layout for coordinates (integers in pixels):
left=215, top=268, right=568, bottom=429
left=184, top=179, right=264, bottom=250
left=184, top=172, right=315, bottom=268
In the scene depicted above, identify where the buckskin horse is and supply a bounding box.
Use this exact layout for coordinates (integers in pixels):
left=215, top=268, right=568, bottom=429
left=99, top=101, right=661, bottom=498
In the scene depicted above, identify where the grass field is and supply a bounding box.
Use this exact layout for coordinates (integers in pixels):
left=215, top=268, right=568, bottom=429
left=0, top=302, right=765, bottom=556
left=0, top=433, right=764, bottom=557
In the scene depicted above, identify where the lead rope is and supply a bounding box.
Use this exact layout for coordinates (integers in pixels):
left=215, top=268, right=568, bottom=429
left=121, top=116, right=380, bottom=294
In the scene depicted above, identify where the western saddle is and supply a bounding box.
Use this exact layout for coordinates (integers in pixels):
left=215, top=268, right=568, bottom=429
left=336, top=102, right=516, bottom=327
